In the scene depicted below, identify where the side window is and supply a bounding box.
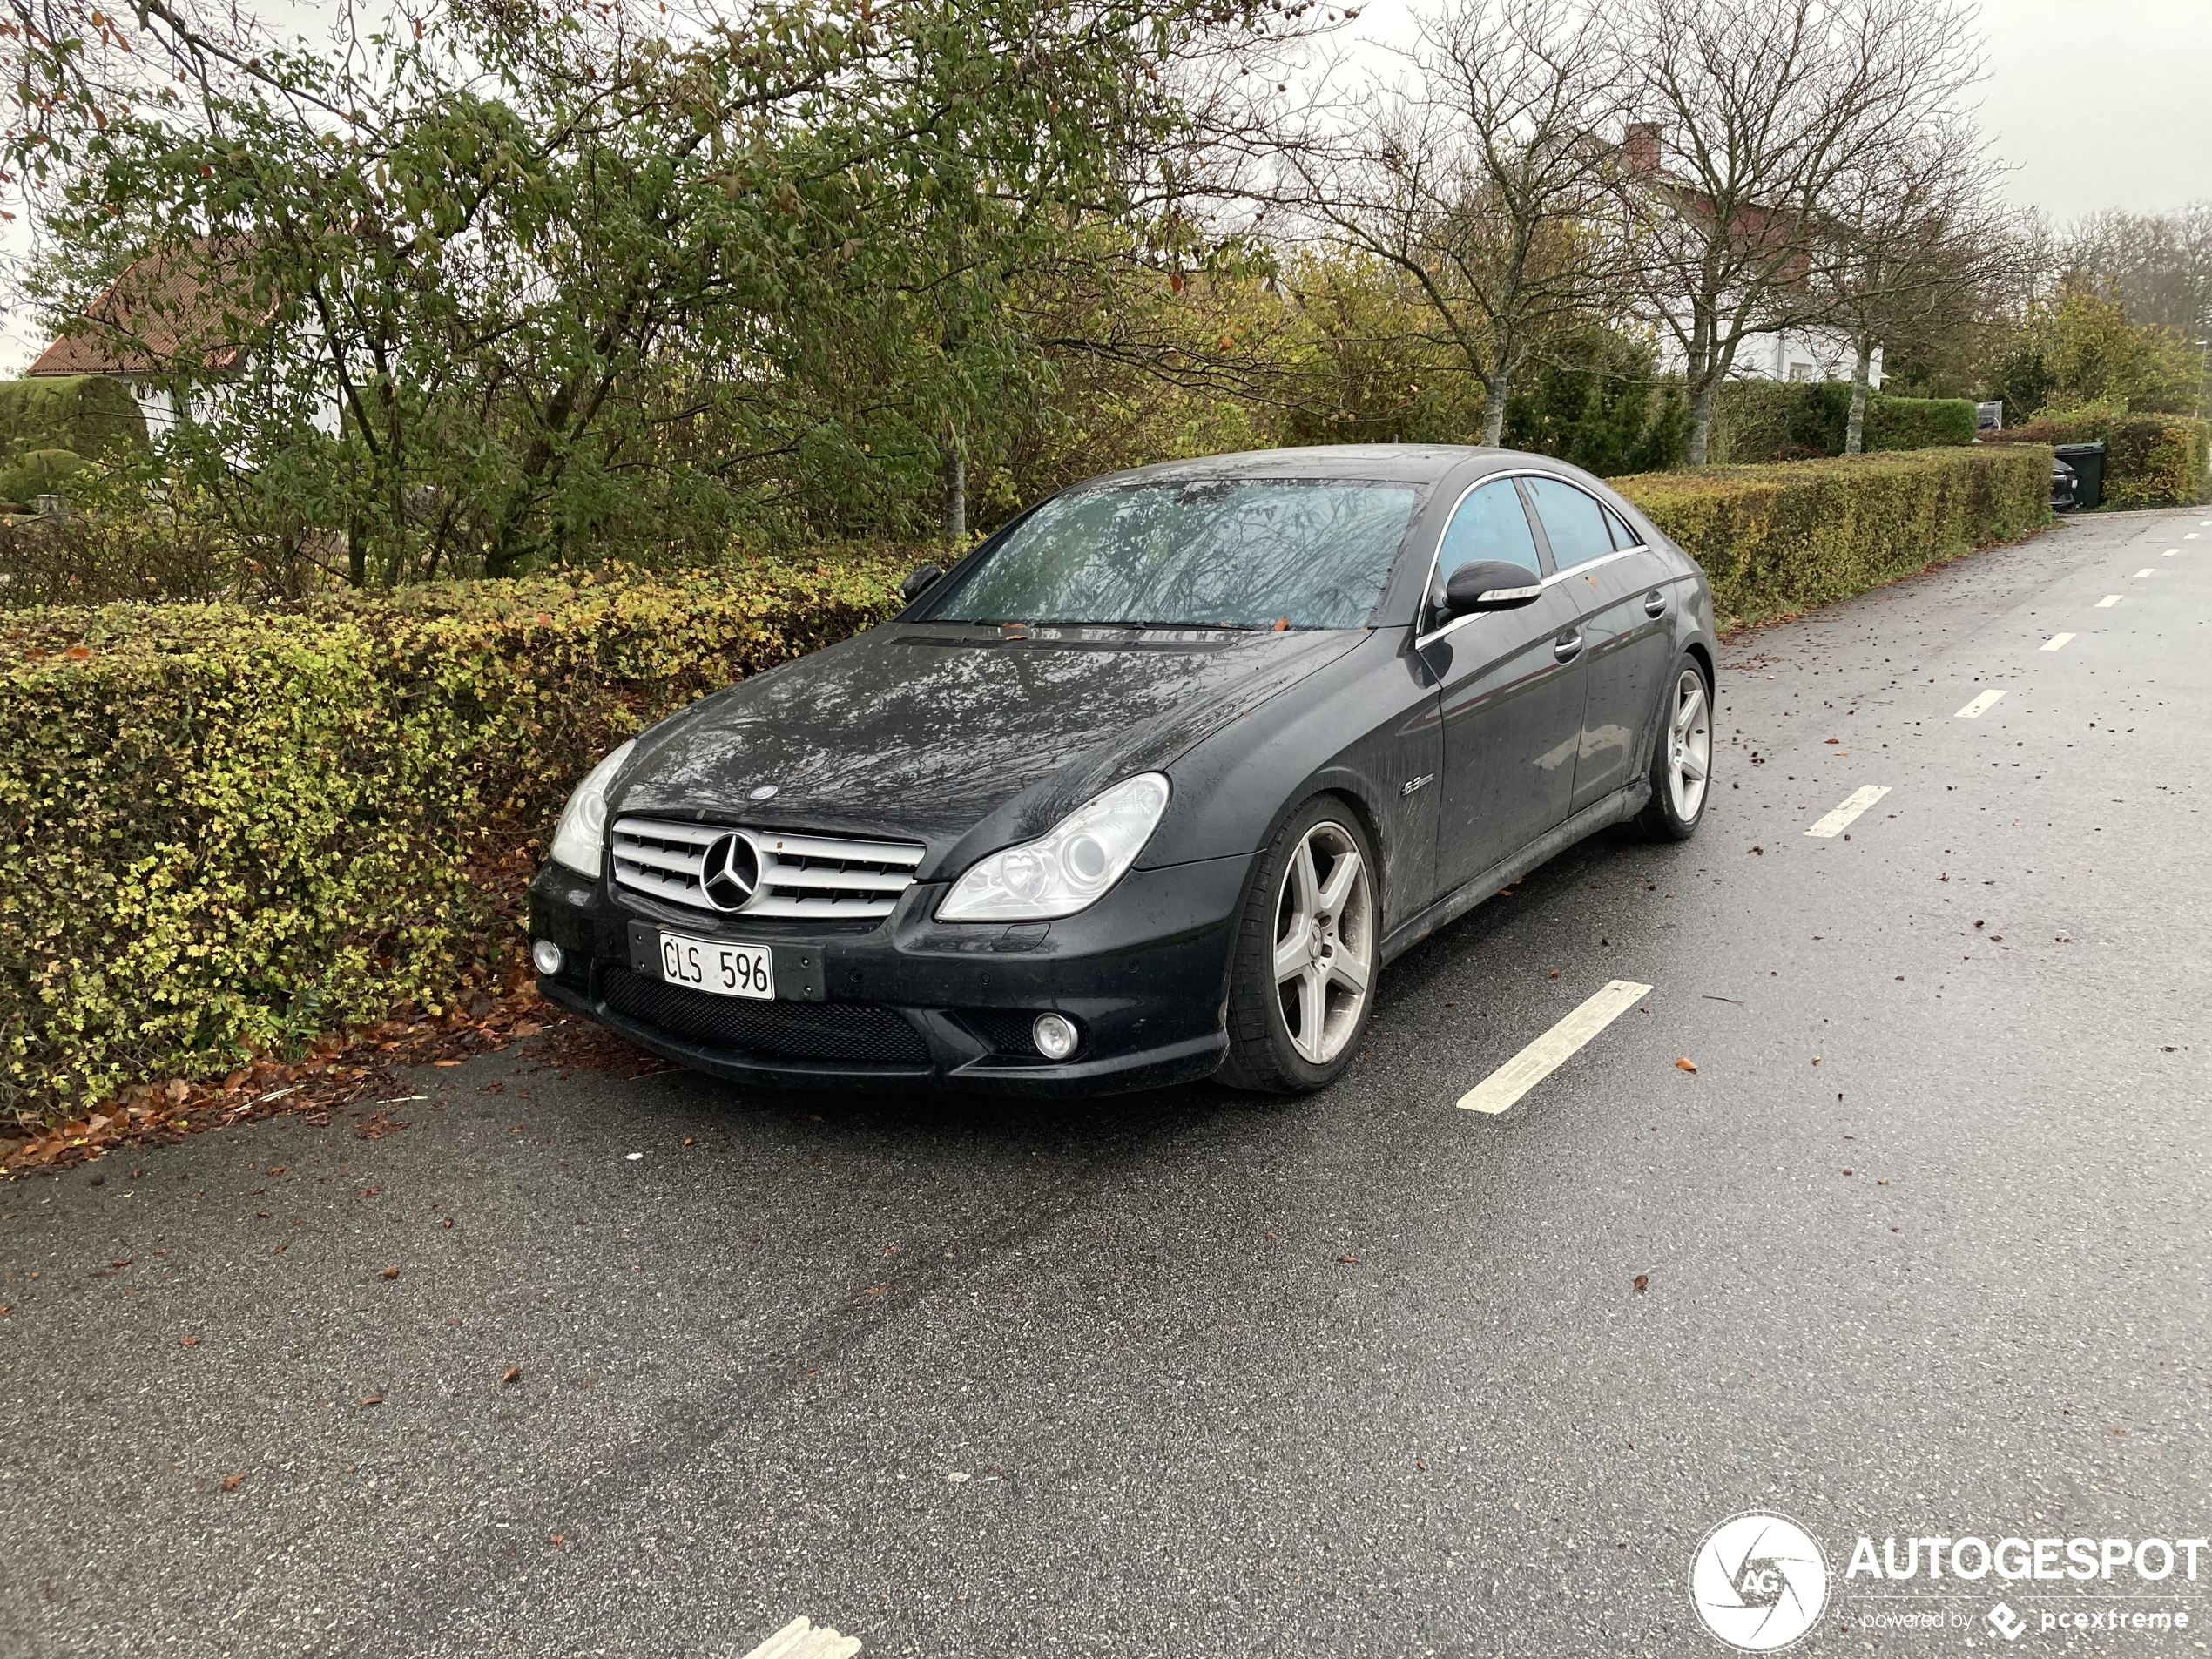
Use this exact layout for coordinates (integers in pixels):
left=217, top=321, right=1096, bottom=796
left=1434, top=479, right=1542, bottom=592
left=1604, top=504, right=1644, bottom=550
left=1524, top=477, right=1615, bottom=569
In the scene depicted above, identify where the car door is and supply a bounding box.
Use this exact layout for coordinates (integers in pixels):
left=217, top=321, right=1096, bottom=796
left=1521, top=475, right=1660, bottom=814
left=1418, top=476, right=1589, bottom=894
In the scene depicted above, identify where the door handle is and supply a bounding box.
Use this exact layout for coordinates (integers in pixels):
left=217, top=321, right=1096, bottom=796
left=1644, top=590, right=1667, bottom=618
left=1553, top=631, right=1584, bottom=664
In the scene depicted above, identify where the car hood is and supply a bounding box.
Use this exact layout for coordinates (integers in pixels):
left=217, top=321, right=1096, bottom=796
left=613, top=621, right=1365, bottom=873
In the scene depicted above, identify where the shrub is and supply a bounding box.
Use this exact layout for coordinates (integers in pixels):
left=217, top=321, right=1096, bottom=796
left=0, top=446, right=2053, bottom=1121
left=1615, top=445, right=2051, bottom=628
left=1983, top=407, right=2210, bottom=508
left=0, top=378, right=149, bottom=462
left=0, top=447, right=85, bottom=506
left=1868, top=395, right=1977, bottom=452
left=0, top=555, right=910, bottom=1120
left=1713, top=381, right=1976, bottom=462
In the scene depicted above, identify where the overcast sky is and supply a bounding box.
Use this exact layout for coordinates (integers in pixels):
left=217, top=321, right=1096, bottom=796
left=3, top=0, right=2207, bottom=371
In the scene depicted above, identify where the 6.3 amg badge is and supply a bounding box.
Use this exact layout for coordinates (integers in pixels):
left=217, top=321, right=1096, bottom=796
left=1689, top=1512, right=1831, bottom=1651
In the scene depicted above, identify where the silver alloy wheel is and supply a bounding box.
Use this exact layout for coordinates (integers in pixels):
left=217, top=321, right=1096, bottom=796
left=1271, top=819, right=1374, bottom=1066
left=1667, top=667, right=1712, bottom=822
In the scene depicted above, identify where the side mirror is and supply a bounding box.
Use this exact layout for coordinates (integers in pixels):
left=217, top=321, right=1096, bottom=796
left=899, top=563, right=946, bottom=603
left=1438, top=560, right=1542, bottom=621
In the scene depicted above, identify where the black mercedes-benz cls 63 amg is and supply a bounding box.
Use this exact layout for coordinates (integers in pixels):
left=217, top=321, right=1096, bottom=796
left=529, top=445, right=1716, bottom=1096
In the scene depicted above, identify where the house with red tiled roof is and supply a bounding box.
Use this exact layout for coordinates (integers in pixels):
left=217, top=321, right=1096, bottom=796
left=25, top=239, right=340, bottom=439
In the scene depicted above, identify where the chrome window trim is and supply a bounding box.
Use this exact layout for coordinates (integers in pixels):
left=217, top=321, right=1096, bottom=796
left=1412, top=464, right=1649, bottom=651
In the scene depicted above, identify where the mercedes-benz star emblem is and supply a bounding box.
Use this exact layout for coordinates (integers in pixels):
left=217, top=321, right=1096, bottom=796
left=748, top=784, right=779, bottom=801
left=701, top=832, right=761, bottom=912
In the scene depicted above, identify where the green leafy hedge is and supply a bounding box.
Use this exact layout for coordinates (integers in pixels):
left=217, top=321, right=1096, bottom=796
left=1712, top=381, right=1978, bottom=463
left=0, top=376, right=148, bottom=462
left=1982, top=408, right=2211, bottom=508
left=0, top=448, right=2052, bottom=1120
left=1615, top=445, right=2051, bottom=628
left=0, top=556, right=908, bottom=1118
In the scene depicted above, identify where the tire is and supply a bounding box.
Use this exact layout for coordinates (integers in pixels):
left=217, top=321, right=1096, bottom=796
left=1217, top=796, right=1381, bottom=1095
left=1637, top=654, right=1714, bottom=841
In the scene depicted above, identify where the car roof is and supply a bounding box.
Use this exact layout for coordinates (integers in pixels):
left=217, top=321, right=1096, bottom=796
left=1074, top=444, right=1511, bottom=489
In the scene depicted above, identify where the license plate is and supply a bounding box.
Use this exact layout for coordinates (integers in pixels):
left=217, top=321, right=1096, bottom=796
left=658, top=931, right=774, bottom=1000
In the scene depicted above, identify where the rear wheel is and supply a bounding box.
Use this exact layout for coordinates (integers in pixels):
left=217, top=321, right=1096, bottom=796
left=1638, top=657, right=1713, bottom=840
left=1218, top=799, right=1379, bottom=1095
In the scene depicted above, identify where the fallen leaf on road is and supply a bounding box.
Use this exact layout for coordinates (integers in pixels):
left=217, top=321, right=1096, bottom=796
left=432, top=1060, right=462, bottom=1069
left=179, top=1335, right=202, bottom=1347
left=502, top=1366, right=522, bottom=1384
left=1675, top=1057, right=1698, bottom=1073
left=1548, top=967, right=1560, bottom=978
left=221, top=1474, right=245, bottom=1493
left=1338, top=1252, right=1360, bottom=1264
left=550, top=1534, right=564, bottom=1548
left=361, top=1394, right=383, bottom=1406
left=379, top=1265, right=400, bottom=1280
left=1842, top=1169, right=1854, bottom=1176
left=682, top=1136, right=697, bottom=1147
left=1633, top=1274, right=1650, bottom=1293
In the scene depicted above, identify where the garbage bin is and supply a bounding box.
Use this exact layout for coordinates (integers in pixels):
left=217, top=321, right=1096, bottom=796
left=2053, top=442, right=2106, bottom=511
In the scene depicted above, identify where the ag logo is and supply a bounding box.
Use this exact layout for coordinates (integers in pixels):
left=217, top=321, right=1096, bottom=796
left=1688, top=1511, right=1829, bottom=1651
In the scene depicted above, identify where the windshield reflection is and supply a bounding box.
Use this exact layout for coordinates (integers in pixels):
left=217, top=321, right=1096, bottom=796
left=927, top=481, right=1419, bottom=630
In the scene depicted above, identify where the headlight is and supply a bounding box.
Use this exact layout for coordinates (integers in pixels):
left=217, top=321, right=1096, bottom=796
left=548, top=739, right=637, bottom=877
left=937, top=772, right=1170, bottom=921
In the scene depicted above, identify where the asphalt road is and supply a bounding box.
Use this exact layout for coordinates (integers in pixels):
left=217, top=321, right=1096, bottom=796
left=4, top=508, right=2209, bottom=1659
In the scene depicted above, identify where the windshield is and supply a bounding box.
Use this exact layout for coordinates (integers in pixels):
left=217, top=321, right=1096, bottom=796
left=923, top=480, right=1420, bottom=629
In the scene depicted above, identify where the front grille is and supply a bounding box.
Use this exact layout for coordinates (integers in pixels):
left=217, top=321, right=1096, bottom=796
left=600, top=968, right=931, bottom=1064
left=610, top=817, right=924, bottom=920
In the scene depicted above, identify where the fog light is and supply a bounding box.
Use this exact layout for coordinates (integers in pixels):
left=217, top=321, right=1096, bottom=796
left=1032, top=1012, right=1080, bottom=1061
left=531, top=938, right=564, bottom=976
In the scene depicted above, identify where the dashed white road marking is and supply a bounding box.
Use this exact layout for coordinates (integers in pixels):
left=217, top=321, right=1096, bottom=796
left=2096, top=595, right=2123, bottom=608
left=743, top=1617, right=863, bottom=1659
left=2188, top=531, right=2201, bottom=539
left=2166, top=550, right=2180, bottom=556
left=2131, top=568, right=2156, bottom=578
left=1806, top=785, right=1891, bottom=839
left=1954, top=689, right=2006, bottom=718
left=2040, top=632, right=2076, bottom=651
left=1458, top=979, right=1652, bottom=1115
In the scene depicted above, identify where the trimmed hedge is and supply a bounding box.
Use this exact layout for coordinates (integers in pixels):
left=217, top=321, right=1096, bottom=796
left=1869, top=395, right=1977, bottom=452
left=1615, top=445, right=2051, bottom=628
left=0, top=376, right=148, bottom=462
left=1982, top=408, right=2211, bottom=508
left=1712, top=381, right=1977, bottom=463
left=0, top=448, right=2050, bottom=1120
left=0, top=556, right=907, bottom=1117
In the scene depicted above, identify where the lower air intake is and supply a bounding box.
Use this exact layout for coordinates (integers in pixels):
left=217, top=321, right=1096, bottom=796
left=601, top=969, right=930, bottom=1064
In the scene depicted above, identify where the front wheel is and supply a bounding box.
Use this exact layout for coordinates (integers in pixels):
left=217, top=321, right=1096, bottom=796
left=1218, top=799, right=1379, bottom=1095
left=1638, top=656, right=1713, bottom=840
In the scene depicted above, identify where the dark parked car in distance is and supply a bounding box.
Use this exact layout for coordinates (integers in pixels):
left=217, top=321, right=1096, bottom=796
left=2051, top=455, right=2078, bottom=512
left=529, top=445, right=1717, bottom=1096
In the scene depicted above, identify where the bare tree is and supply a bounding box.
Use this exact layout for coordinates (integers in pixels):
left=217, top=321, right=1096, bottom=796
left=2063, top=204, right=2212, bottom=339
left=1814, top=116, right=2020, bottom=450
left=1273, top=0, right=1633, bottom=445
left=1612, top=0, right=1985, bottom=463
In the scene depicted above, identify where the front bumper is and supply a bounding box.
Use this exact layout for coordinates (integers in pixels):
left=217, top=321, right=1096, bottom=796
left=527, top=854, right=1250, bottom=1096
